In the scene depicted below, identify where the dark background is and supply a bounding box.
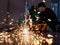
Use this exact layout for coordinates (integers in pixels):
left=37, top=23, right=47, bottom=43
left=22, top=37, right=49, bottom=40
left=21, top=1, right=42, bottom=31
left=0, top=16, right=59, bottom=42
left=0, top=0, right=60, bottom=22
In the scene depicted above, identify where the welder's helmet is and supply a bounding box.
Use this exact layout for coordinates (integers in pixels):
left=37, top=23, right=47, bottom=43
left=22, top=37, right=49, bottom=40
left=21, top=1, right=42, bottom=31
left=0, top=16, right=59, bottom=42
left=31, top=5, right=37, bottom=12
left=38, top=2, right=46, bottom=8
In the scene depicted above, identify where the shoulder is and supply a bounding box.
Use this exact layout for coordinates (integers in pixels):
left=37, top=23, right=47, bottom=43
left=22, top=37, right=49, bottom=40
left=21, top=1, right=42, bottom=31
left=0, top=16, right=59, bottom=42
left=45, top=8, right=55, bottom=15
left=45, top=8, right=53, bottom=12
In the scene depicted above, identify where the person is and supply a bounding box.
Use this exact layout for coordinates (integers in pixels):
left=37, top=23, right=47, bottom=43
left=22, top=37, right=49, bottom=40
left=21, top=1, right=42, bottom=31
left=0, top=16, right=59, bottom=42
left=29, top=5, right=37, bottom=24
left=37, top=2, right=58, bottom=32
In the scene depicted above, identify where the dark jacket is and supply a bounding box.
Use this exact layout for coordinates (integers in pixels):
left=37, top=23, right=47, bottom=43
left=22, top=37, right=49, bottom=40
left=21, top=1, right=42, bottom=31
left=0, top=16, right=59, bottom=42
left=38, top=8, right=58, bottom=26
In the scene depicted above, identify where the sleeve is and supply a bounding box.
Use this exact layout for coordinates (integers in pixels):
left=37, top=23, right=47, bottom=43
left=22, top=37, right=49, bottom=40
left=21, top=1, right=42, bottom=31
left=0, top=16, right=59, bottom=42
left=48, top=9, right=58, bottom=25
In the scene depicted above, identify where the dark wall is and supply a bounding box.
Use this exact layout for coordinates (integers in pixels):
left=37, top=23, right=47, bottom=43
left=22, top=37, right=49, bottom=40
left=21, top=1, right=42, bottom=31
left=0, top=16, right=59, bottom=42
left=51, top=0, right=60, bottom=21
left=0, top=0, right=7, bottom=22
left=58, top=2, right=60, bottom=20
left=0, top=0, right=51, bottom=22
